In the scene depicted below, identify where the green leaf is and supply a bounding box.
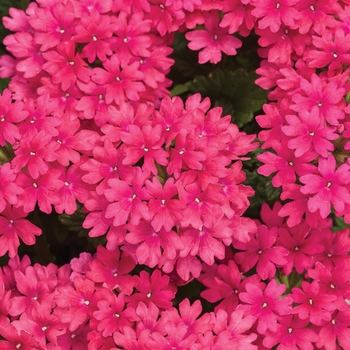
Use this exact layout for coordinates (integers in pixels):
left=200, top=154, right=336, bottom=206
left=170, top=81, right=192, bottom=97
left=188, top=68, right=267, bottom=127
left=0, top=79, right=10, bottom=93
left=332, top=216, right=350, bottom=232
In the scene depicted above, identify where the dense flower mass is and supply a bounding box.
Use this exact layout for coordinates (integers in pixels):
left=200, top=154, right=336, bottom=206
left=0, top=0, right=349, bottom=349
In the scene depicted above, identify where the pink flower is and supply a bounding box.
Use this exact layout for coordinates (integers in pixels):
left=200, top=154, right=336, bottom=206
left=93, top=291, right=139, bottom=337
left=0, top=318, right=45, bottom=350
left=19, top=94, right=60, bottom=139
left=239, top=279, right=293, bottom=334
left=263, top=314, right=319, bottom=350
left=29, top=1, right=77, bottom=51
left=185, top=10, right=242, bottom=64
left=55, top=276, right=96, bottom=332
left=43, top=40, right=90, bottom=93
left=316, top=309, right=350, bottom=350
left=15, top=168, right=62, bottom=214
left=290, top=74, right=345, bottom=126
left=251, top=0, right=301, bottom=33
left=92, top=55, right=145, bottom=105
left=105, top=167, right=152, bottom=226
left=0, top=163, right=23, bottom=212
left=86, top=246, right=136, bottom=294
left=145, top=177, right=185, bottom=232
left=179, top=222, right=227, bottom=266
left=178, top=182, right=225, bottom=229
left=295, top=0, right=340, bottom=35
left=11, top=301, right=65, bottom=346
left=108, top=12, right=152, bottom=66
left=4, top=32, right=44, bottom=78
left=300, top=155, right=350, bottom=218
left=282, top=107, right=338, bottom=157
left=126, top=220, right=184, bottom=267
left=307, top=262, right=350, bottom=311
left=220, top=0, right=256, bottom=36
left=0, top=89, right=28, bottom=146
left=0, top=203, right=41, bottom=258
left=212, top=308, right=258, bottom=349
left=306, top=29, right=350, bottom=71
left=120, top=124, right=168, bottom=175
left=200, top=261, right=262, bottom=315
left=291, top=280, right=337, bottom=325
left=127, top=269, right=176, bottom=310
left=12, top=130, right=59, bottom=179
left=234, top=225, right=288, bottom=280
left=167, top=130, right=207, bottom=179
left=73, top=10, right=113, bottom=63
left=257, top=139, right=317, bottom=188
left=276, top=223, right=325, bottom=274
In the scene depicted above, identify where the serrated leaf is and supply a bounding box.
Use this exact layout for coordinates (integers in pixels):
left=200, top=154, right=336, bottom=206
left=189, top=68, right=267, bottom=127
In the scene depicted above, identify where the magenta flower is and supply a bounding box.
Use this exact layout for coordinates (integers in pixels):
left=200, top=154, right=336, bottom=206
left=251, top=0, right=301, bottom=33
left=28, top=1, right=77, bottom=51
left=291, top=280, right=337, bottom=325
left=126, top=220, right=184, bottom=267
left=120, top=124, right=169, bottom=175
left=3, top=32, right=44, bottom=79
left=80, top=138, right=130, bottom=195
left=185, top=10, right=242, bottom=64
left=42, top=40, right=90, bottom=91
left=290, top=74, right=345, bottom=125
left=178, top=182, right=225, bottom=229
left=316, top=309, right=350, bottom=350
left=282, top=107, right=338, bottom=157
left=11, top=301, right=65, bottom=346
left=220, top=0, right=256, bottom=35
left=127, top=269, right=176, bottom=310
left=234, top=225, right=288, bottom=280
left=0, top=203, right=41, bottom=258
left=263, top=314, right=319, bottom=350
left=295, top=0, right=340, bottom=35
left=239, top=279, right=293, bottom=334
left=8, top=266, right=52, bottom=317
left=308, top=262, right=350, bottom=311
left=55, top=276, right=96, bottom=332
left=86, top=245, right=136, bottom=294
left=0, top=163, right=23, bottom=212
left=0, top=89, right=28, bottom=146
left=212, top=308, right=258, bottom=350
left=167, top=130, right=207, bottom=179
left=93, top=291, right=139, bottom=337
left=19, top=94, right=60, bottom=139
left=73, top=10, right=113, bottom=63
left=200, top=261, right=262, bottom=315
left=92, top=55, right=145, bottom=105
left=12, top=130, right=59, bottom=179
left=145, top=176, right=185, bottom=232
left=276, top=223, right=325, bottom=274
left=105, top=167, right=152, bottom=226
left=0, top=318, right=45, bottom=350
left=307, top=29, right=350, bottom=71
left=15, top=168, right=62, bottom=214
left=300, top=155, right=350, bottom=218
left=257, top=139, right=317, bottom=188
left=109, top=12, right=152, bottom=66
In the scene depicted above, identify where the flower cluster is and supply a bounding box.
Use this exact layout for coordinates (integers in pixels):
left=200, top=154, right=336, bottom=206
left=0, top=0, right=257, bottom=267
left=0, top=0, right=349, bottom=349
left=253, top=0, right=350, bottom=227
left=0, top=207, right=349, bottom=349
